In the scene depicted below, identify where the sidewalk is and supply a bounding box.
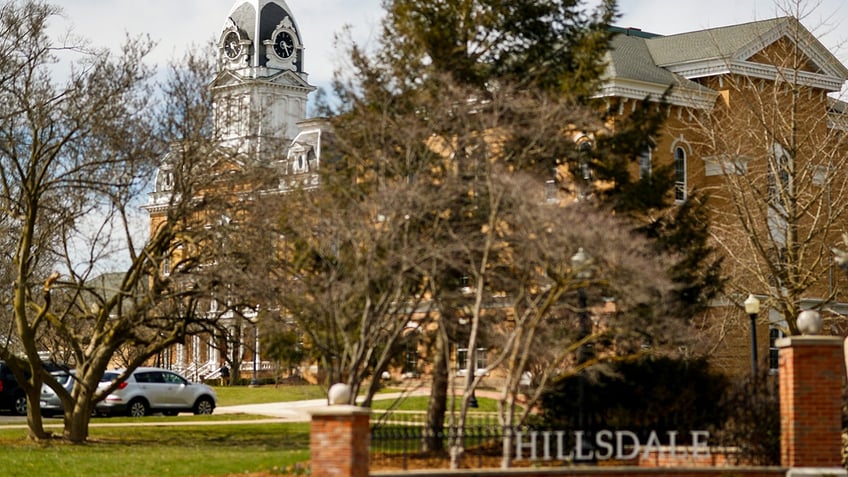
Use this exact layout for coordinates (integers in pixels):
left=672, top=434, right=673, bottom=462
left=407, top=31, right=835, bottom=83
left=214, top=388, right=502, bottom=421
left=215, top=398, right=328, bottom=421
left=0, top=388, right=502, bottom=429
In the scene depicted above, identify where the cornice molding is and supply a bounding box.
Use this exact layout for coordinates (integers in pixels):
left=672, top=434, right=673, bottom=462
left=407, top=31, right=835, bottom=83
left=666, top=59, right=845, bottom=92
left=596, top=78, right=718, bottom=110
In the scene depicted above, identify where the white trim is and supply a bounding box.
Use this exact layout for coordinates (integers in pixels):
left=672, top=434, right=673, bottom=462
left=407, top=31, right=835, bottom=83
left=665, top=59, right=845, bottom=92
left=732, top=19, right=848, bottom=79
left=596, top=78, right=717, bottom=110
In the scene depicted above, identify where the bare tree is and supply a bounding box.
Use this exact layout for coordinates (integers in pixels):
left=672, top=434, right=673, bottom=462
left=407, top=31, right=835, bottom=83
left=681, top=1, right=848, bottom=335
left=306, top=0, right=718, bottom=468
left=0, top=0, right=227, bottom=442
left=386, top=83, right=686, bottom=469
left=248, top=169, right=440, bottom=405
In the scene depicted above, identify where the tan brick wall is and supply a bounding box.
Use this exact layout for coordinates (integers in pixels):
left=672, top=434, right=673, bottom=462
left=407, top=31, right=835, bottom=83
left=778, top=336, right=844, bottom=468
left=310, top=407, right=371, bottom=477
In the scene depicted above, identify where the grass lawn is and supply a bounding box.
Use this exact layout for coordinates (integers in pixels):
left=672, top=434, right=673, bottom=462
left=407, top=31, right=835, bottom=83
left=0, top=385, right=326, bottom=476
left=0, top=385, right=518, bottom=476
left=211, top=384, right=327, bottom=406
left=371, top=395, right=501, bottom=412
left=0, top=422, right=310, bottom=477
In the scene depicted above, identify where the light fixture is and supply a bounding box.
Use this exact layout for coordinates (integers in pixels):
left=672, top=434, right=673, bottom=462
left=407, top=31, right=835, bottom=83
left=744, top=294, right=760, bottom=375
left=744, top=294, right=760, bottom=315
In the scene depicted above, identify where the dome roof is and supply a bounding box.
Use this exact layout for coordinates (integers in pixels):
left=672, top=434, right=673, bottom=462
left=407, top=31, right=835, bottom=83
left=222, top=0, right=305, bottom=71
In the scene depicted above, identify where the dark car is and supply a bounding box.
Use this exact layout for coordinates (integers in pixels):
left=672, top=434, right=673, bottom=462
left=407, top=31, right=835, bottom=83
left=0, top=361, right=27, bottom=416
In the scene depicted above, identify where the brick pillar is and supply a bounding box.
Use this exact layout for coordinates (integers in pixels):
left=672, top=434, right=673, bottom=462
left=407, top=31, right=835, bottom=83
left=309, top=405, right=371, bottom=477
left=778, top=336, right=845, bottom=469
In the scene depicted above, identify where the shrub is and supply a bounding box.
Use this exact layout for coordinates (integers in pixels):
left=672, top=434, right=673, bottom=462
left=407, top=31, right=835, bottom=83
left=541, top=356, right=730, bottom=443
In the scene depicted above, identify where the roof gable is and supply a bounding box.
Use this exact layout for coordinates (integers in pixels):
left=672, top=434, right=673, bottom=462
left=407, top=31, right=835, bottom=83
left=645, top=18, right=787, bottom=67
left=600, top=34, right=718, bottom=109
left=644, top=17, right=848, bottom=91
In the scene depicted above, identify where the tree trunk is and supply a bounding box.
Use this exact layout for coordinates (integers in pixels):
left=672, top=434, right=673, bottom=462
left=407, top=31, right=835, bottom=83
left=360, top=369, right=384, bottom=408
left=500, top=393, right=516, bottom=469
left=64, top=399, right=92, bottom=443
left=25, top=385, right=49, bottom=440
left=423, top=327, right=449, bottom=453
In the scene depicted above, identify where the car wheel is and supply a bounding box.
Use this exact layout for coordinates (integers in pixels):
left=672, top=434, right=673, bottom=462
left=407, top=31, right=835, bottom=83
left=12, top=393, right=26, bottom=416
left=127, top=399, right=149, bottom=418
left=193, top=396, right=214, bottom=415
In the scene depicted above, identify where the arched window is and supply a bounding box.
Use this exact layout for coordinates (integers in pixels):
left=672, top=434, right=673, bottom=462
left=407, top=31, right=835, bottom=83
left=674, top=146, right=687, bottom=201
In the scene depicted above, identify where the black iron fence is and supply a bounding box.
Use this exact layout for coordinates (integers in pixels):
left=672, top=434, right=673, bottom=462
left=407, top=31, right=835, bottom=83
left=370, top=411, right=509, bottom=470
left=369, top=410, right=778, bottom=471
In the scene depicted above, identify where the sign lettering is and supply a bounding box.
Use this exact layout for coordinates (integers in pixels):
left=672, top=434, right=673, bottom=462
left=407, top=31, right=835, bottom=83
left=513, top=430, right=710, bottom=462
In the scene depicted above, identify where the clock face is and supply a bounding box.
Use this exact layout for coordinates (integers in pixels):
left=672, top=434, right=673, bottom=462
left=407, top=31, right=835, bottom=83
left=223, top=31, right=241, bottom=60
left=273, top=31, right=295, bottom=59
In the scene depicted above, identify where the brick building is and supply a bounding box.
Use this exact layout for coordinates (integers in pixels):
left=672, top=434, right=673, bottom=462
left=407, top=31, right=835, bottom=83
left=598, top=17, right=848, bottom=374
left=145, top=2, right=848, bottom=379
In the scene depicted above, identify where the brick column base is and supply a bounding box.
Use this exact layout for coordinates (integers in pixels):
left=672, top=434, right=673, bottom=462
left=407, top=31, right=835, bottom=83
left=309, top=405, right=371, bottom=477
left=778, top=336, right=845, bottom=471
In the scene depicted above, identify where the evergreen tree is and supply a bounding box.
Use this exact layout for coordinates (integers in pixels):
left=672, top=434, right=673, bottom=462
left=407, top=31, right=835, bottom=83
left=314, top=0, right=724, bottom=465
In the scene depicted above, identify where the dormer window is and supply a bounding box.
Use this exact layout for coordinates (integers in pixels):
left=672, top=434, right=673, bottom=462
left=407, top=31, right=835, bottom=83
left=290, top=148, right=310, bottom=173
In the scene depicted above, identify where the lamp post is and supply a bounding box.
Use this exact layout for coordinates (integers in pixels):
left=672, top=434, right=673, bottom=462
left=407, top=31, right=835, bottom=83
left=571, top=248, right=593, bottom=353
left=744, top=294, right=760, bottom=375
left=250, top=320, right=260, bottom=387
left=571, top=248, right=593, bottom=459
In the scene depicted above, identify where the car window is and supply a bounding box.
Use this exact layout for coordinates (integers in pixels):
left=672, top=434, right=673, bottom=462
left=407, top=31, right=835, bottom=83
left=134, top=372, right=164, bottom=384
left=54, top=373, right=71, bottom=385
left=162, top=372, right=186, bottom=385
left=101, top=372, right=119, bottom=383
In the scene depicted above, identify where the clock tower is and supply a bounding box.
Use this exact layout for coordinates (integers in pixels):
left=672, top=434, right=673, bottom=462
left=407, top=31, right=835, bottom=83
left=213, top=0, right=315, bottom=156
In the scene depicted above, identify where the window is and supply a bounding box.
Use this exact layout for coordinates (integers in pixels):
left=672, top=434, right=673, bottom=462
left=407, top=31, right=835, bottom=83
left=767, top=143, right=790, bottom=247
left=456, top=347, right=487, bottom=375
left=674, top=146, right=687, bottom=201
left=162, top=372, right=186, bottom=385
left=769, top=327, right=785, bottom=373
left=639, top=148, right=652, bottom=179
left=294, top=153, right=307, bottom=173
left=545, top=179, right=558, bottom=203
left=403, top=340, right=419, bottom=375
left=578, top=140, right=593, bottom=181
left=768, top=143, right=791, bottom=204
left=135, top=372, right=164, bottom=384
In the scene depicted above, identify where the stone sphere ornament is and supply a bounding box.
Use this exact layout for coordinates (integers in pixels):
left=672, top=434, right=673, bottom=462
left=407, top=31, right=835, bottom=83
left=797, top=310, right=823, bottom=335
left=328, top=383, right=352, bottom=405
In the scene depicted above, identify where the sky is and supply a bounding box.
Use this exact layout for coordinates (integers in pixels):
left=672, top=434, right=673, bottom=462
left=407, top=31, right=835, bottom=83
left=46, top=0, right=847, bottom=271
left=52, top=0, right=848, bottom=112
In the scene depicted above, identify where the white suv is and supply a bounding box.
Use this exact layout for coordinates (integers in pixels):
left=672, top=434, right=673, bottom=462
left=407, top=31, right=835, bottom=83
left=96, top=367, right=217, bottom=417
